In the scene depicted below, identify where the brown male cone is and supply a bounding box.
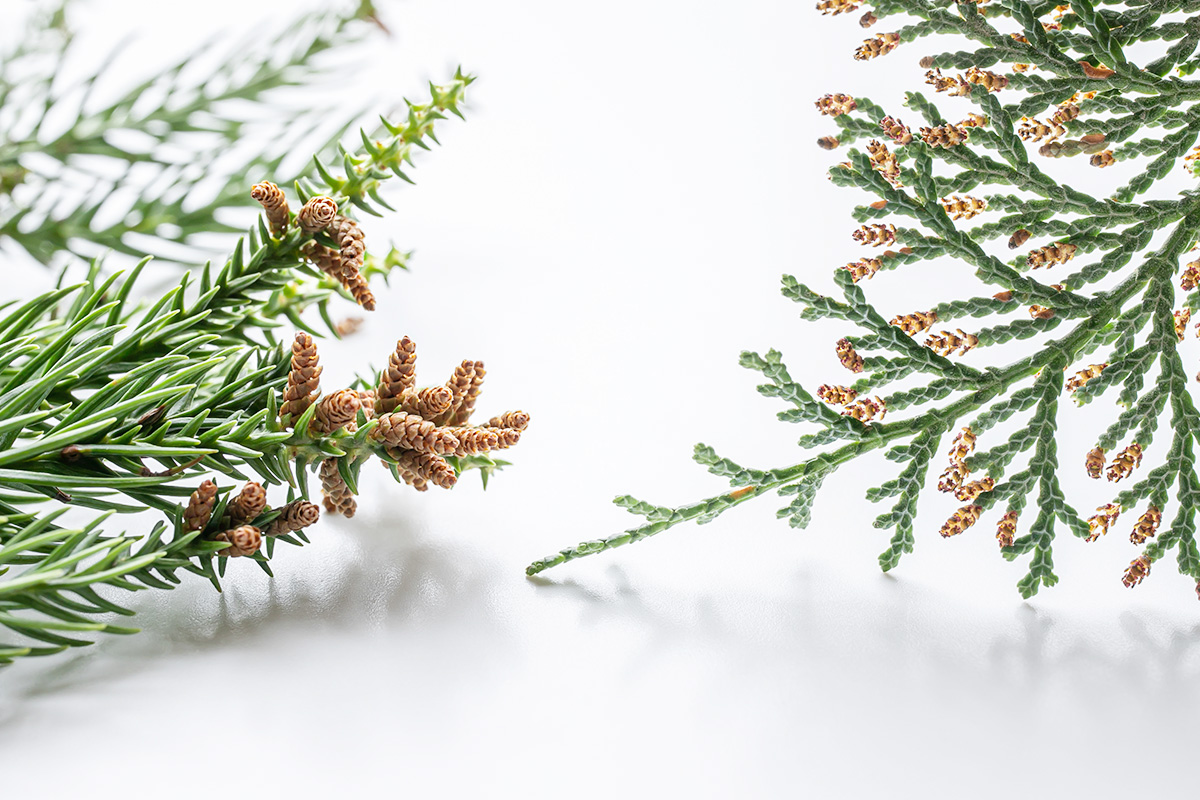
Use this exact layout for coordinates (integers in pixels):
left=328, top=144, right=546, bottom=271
left=280, top=332, right=321, bottom=426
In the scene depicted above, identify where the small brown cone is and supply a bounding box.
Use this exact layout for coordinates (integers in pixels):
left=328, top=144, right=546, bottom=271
left=311, top=389, right=361, bottom=434
left=375, top=337, right=417, bottom=415
left=183, top=480, right=218, bottom=532
left=446, top=426, right=500, bottom=456
left=280, top=332, right=322, bottom=426
left=451, top=361, right=486, bottom=425
left=400, top=386, right=454, bottom=420
left=250, top=181, right=289, bottom=236
left=487, top=410, right=530, bottom=431
left=213, top=525, right=263, bottom=558
left=397, top=450, right=457, bottom=490
left=265, top=500, right=321, bottom=537
left=226, top=481, right=267, bottom=527
left=371, top=412, right=459, bottom=455
left=319, top=459, right=357, bottom=518
left=297, top=196, right=338, bottom=233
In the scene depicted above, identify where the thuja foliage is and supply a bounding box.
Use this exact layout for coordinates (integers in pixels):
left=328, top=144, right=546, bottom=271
left=530, top=0, right=1200, bottom=599
left=0, top=8, right=530, bottom=665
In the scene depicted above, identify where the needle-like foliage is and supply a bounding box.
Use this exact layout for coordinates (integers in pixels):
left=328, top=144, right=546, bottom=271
left=0, top=0, right=384, bottom=266
left=0, top=3, right=528, bottom=664
left=529, top=0, right=1200, bottom=600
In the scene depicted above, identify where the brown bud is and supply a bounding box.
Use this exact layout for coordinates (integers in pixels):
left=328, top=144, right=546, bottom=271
left=817, top=136, right=840, bottom=150
left=1080, top=61, right=1116, bottom=79
left=1029, top=305, right=1056, bottom=320
left=1085, top=446, right=1105, bottom=479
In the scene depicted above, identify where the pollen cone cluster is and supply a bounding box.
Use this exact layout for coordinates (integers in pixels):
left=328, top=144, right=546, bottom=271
left=939, top=427, right=976, bottom=496
left=817, top=384, right=858, bottom=405
left=1067, top=364, right=1107, bottom=393
left=854, top=32, right=900, bottom=60
left=1086, top=503, right=1121, bottom=542
left=924, top=329, right=978, bottom=357
left=301, top=336, right=529, bottom=506
left=996, top=510, right=1018, bottom=548
left=920, top=123, right=968, bottom=148
left=1107, top=443, right=1143, bottom=482
left=252, top=184, right=378, bottom=311
left=940, top=505, right=982, bottom=538
left=1123, top=554, right=1153, bottom=589
left=890, top=309, right=937, bottom=335
left=1026, top=242, right=1077, bottom=268
left=180, top=478, right=320, bottom=557
left=815, top=93, right=856, bottom=116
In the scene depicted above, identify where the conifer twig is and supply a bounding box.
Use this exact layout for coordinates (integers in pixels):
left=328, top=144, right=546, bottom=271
left=529, top=0, right=1200, bottom=600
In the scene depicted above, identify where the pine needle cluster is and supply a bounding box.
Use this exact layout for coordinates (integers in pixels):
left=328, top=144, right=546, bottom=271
left=529, top=0, right=1200, bottom=601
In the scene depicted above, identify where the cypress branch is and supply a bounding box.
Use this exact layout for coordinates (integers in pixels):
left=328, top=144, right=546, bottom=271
left=529, top=0, right=1200, bottom=600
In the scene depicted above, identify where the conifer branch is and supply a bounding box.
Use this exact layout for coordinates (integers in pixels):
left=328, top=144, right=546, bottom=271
left=0, top=44, right=529, bottom=663
left=530, top=0, right=1200, bottom=600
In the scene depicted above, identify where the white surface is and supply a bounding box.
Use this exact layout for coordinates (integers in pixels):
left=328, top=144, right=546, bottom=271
left=3, top=1, right=1200, bottom=797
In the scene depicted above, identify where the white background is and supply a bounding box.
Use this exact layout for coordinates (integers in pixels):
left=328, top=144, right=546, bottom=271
left=3, top=1, right=1200, bottom=797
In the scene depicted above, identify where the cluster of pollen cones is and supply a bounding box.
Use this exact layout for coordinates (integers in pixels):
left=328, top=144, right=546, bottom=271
left=281, top=332, right=530, bottom=518
left=182, top=478, right=321, bottom=559
left=251, top=182, right=376, bottom=310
